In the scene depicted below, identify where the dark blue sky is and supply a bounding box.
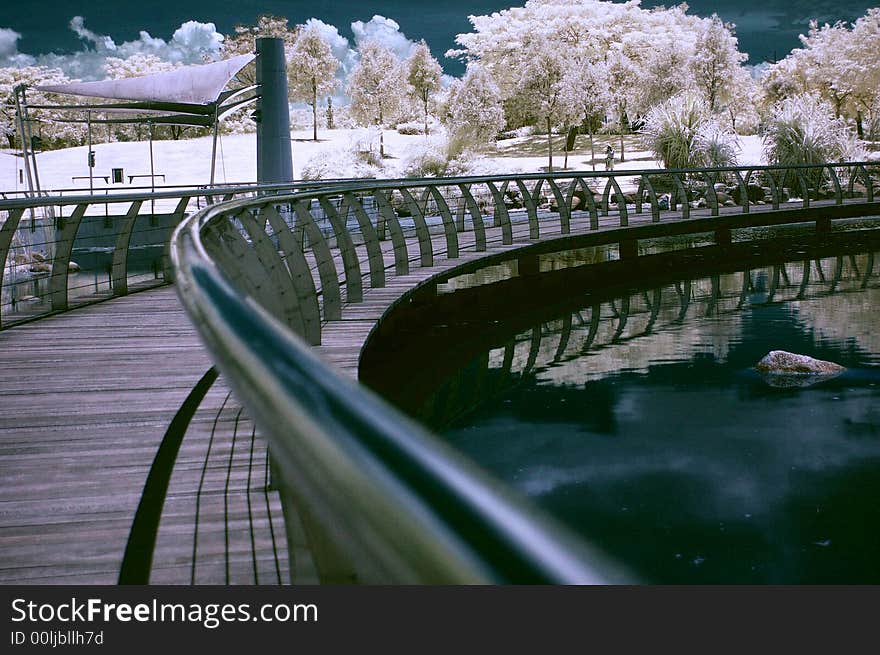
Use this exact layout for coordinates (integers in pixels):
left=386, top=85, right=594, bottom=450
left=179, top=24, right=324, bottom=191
left=1, top=0, right=875, bottom=71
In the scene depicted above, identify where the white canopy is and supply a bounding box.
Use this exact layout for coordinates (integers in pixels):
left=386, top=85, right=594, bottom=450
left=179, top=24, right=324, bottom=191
left=37, top=54, right=254, bottom=105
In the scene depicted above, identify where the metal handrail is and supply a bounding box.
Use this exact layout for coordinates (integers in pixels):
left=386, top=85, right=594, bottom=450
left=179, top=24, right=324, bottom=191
left=172, top=201, right=631, bottom=584
left=169, top=161, right=878, bottom=583
left=0, top=177, right=378, bottom=210
left=5, top=159, right=876, bottom=210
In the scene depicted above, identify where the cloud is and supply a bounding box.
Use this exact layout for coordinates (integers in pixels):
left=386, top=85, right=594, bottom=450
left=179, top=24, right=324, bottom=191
left=1, top=17, right=224, bottom=81
left=0, top=27, right=35, bottom=67
left=69, top=16, right=117, bottom=54
left=1, top=13, right=434, bottom=100
left=302, top=18, right=356, bottom=88
left=296, top=15, right=423, bottom=104
left=351, top=15, right=417, bottom=61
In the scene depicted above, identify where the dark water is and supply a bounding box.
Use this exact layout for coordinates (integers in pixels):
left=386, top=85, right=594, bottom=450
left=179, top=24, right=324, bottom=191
left=364, top=233, right=880, bottom=583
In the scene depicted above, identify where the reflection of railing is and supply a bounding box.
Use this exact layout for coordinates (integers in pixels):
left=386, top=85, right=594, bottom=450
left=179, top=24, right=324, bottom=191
left=413, top=252, right=880, bottom=429
left=170, top=162, right=879, bottom=583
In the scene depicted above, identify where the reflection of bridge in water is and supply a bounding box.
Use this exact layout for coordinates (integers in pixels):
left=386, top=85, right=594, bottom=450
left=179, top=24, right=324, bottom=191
left=404, top=251, right=880, bottom=430
left=1, top=162, right=878, bottom=584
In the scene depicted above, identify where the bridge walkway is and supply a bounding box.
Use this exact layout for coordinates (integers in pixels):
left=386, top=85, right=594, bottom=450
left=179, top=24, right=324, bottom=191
left=0, top=195, right=874, bottom=584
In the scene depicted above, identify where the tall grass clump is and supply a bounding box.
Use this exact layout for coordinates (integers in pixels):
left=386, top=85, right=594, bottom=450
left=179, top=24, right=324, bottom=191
left=642, top=93, right=739, bottom=169
left=762, top=94, right=863, bottom=165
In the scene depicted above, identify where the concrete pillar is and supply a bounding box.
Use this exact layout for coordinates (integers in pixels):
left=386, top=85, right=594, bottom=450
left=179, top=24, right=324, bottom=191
left=256, top=38, right=294, bottom=184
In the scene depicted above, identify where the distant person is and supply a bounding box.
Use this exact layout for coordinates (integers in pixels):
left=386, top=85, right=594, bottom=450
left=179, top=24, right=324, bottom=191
left=604, top=145, right=615, bottom=171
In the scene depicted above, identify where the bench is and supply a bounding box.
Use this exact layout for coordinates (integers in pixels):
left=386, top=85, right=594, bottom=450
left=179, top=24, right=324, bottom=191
left=128, top=174, right=165, bottom=184
left=72, top=175, right=110, bottom=183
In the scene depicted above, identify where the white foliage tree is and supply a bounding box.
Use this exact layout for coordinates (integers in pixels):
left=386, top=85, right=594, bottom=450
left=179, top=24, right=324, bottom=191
left=446, top=0, right=750, bottom=162
left=841, top=9, right=880, bottom=138
left=605, top=48, right=638, bottom=162
left=689, top=14, right=748, bottom=113
left=559, top=58, right=609, bottom=170
left=0, top=66, right=85, bottom=149
left=760, top=8, right=880, bottom=139
left=404, top=40, right=442, bottom=136
left=514, top=43, right=567, bottom=171
left=443, top=64, right=505, bottom=155
left=289, top=23, right=340, bottom=141
left=347, top=40, right=406, bottom=157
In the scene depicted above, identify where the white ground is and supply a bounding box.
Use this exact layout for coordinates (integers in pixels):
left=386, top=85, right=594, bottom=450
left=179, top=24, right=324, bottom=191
left=0, top=128, right=767, bottom=193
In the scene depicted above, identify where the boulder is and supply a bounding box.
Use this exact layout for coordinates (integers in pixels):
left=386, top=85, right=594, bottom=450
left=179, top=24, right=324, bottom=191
left=68, top=261, right=81, bottom=272
left=731, top=183, right=766, bottom=205
left=571, top=188, right=590, bottom=208
left=755, top=350, right=845, bottom=388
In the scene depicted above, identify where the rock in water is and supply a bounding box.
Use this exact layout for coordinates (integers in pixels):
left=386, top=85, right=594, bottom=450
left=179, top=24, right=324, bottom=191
left=755, top=350, right=845, bottom=388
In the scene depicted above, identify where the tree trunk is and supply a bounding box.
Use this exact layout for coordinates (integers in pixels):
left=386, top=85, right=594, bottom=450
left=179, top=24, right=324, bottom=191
left=589, top=130, right=596, bottom=172
left=312, top=79, right=318, bottom=141
left=379, top=105, right=385, bottom=158
left=423, top=94, right=429, bottom=137
left=619, top=132, right=624, bottom=163
left=856, top=111, right=864, bottom=139
left=547, top=117, right=553, bottom=173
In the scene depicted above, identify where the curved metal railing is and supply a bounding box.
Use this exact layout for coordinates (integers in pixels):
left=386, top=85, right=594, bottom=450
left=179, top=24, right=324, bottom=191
left=169, top=162, right=878, bottom=583
left=0, top=178, right=379, bottom=328
left=172, top=209, right=629, bottom=583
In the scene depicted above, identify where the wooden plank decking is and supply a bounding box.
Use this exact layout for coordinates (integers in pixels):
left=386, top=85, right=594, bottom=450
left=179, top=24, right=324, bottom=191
left=0, top=287, right=296, bottom=585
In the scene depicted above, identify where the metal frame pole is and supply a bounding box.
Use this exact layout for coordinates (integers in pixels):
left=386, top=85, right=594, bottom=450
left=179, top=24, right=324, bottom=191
left=13, top=87, right=35, bottom=199
left=87, top=110, right=93, bottom=194
left=255, top=37, right=294, bottom=185
left=210, top=104, right=219, bottom=187
left=19, top=87, right=42, bottom=195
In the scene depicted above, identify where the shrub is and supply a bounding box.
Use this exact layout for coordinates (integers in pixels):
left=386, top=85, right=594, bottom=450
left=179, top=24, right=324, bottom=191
left=762, top=94, right=863, bottom=166
left=642, top=93, right=738, bottom=169
left=396, top=121, right=428, bottom=135
left=401, top=136, right=491, bottom=178
left=695, top=122, right=739, bottom=168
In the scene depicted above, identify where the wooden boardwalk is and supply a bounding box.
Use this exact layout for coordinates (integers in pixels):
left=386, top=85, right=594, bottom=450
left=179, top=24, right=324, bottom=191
left=0, top=197, right=876, bottom=584
left=0, top=287, right=288, bottom=584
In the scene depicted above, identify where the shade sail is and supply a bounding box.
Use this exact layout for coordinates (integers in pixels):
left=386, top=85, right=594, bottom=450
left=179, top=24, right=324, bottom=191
left=37, top=54, right=254, bottom=105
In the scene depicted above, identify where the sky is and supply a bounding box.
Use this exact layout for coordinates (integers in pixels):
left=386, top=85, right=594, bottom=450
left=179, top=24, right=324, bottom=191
left=0, top=0, right=875, bottom=78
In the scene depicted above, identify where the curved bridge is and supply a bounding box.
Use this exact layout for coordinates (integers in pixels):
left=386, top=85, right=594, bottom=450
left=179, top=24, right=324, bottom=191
left=1, top=162, right=878, bottom=583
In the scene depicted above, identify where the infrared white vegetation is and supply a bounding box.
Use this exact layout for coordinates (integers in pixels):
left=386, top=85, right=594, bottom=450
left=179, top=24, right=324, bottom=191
left=1, top=1, right=877, bottom=186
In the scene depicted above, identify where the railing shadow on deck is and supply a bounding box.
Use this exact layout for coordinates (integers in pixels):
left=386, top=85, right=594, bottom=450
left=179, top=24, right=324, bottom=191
left=168, top=162, right=879, bottom=583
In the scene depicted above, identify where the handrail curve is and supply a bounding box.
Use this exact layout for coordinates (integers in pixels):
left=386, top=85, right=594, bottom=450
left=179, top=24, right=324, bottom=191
left=167, top=161, right=878, bottom=583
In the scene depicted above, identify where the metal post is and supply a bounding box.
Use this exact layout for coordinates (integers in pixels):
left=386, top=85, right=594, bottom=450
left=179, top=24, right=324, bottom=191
left=256, top=37, right=294, bottom=185
left=209, top=104, right=219, bottom=187
left=149, top=122, right=155, bottom=216
left=87, top=110, right=93, bottom=194
left=20, top=87, right=42, bottom=196
left=13, top=87, right=35, bottom=199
